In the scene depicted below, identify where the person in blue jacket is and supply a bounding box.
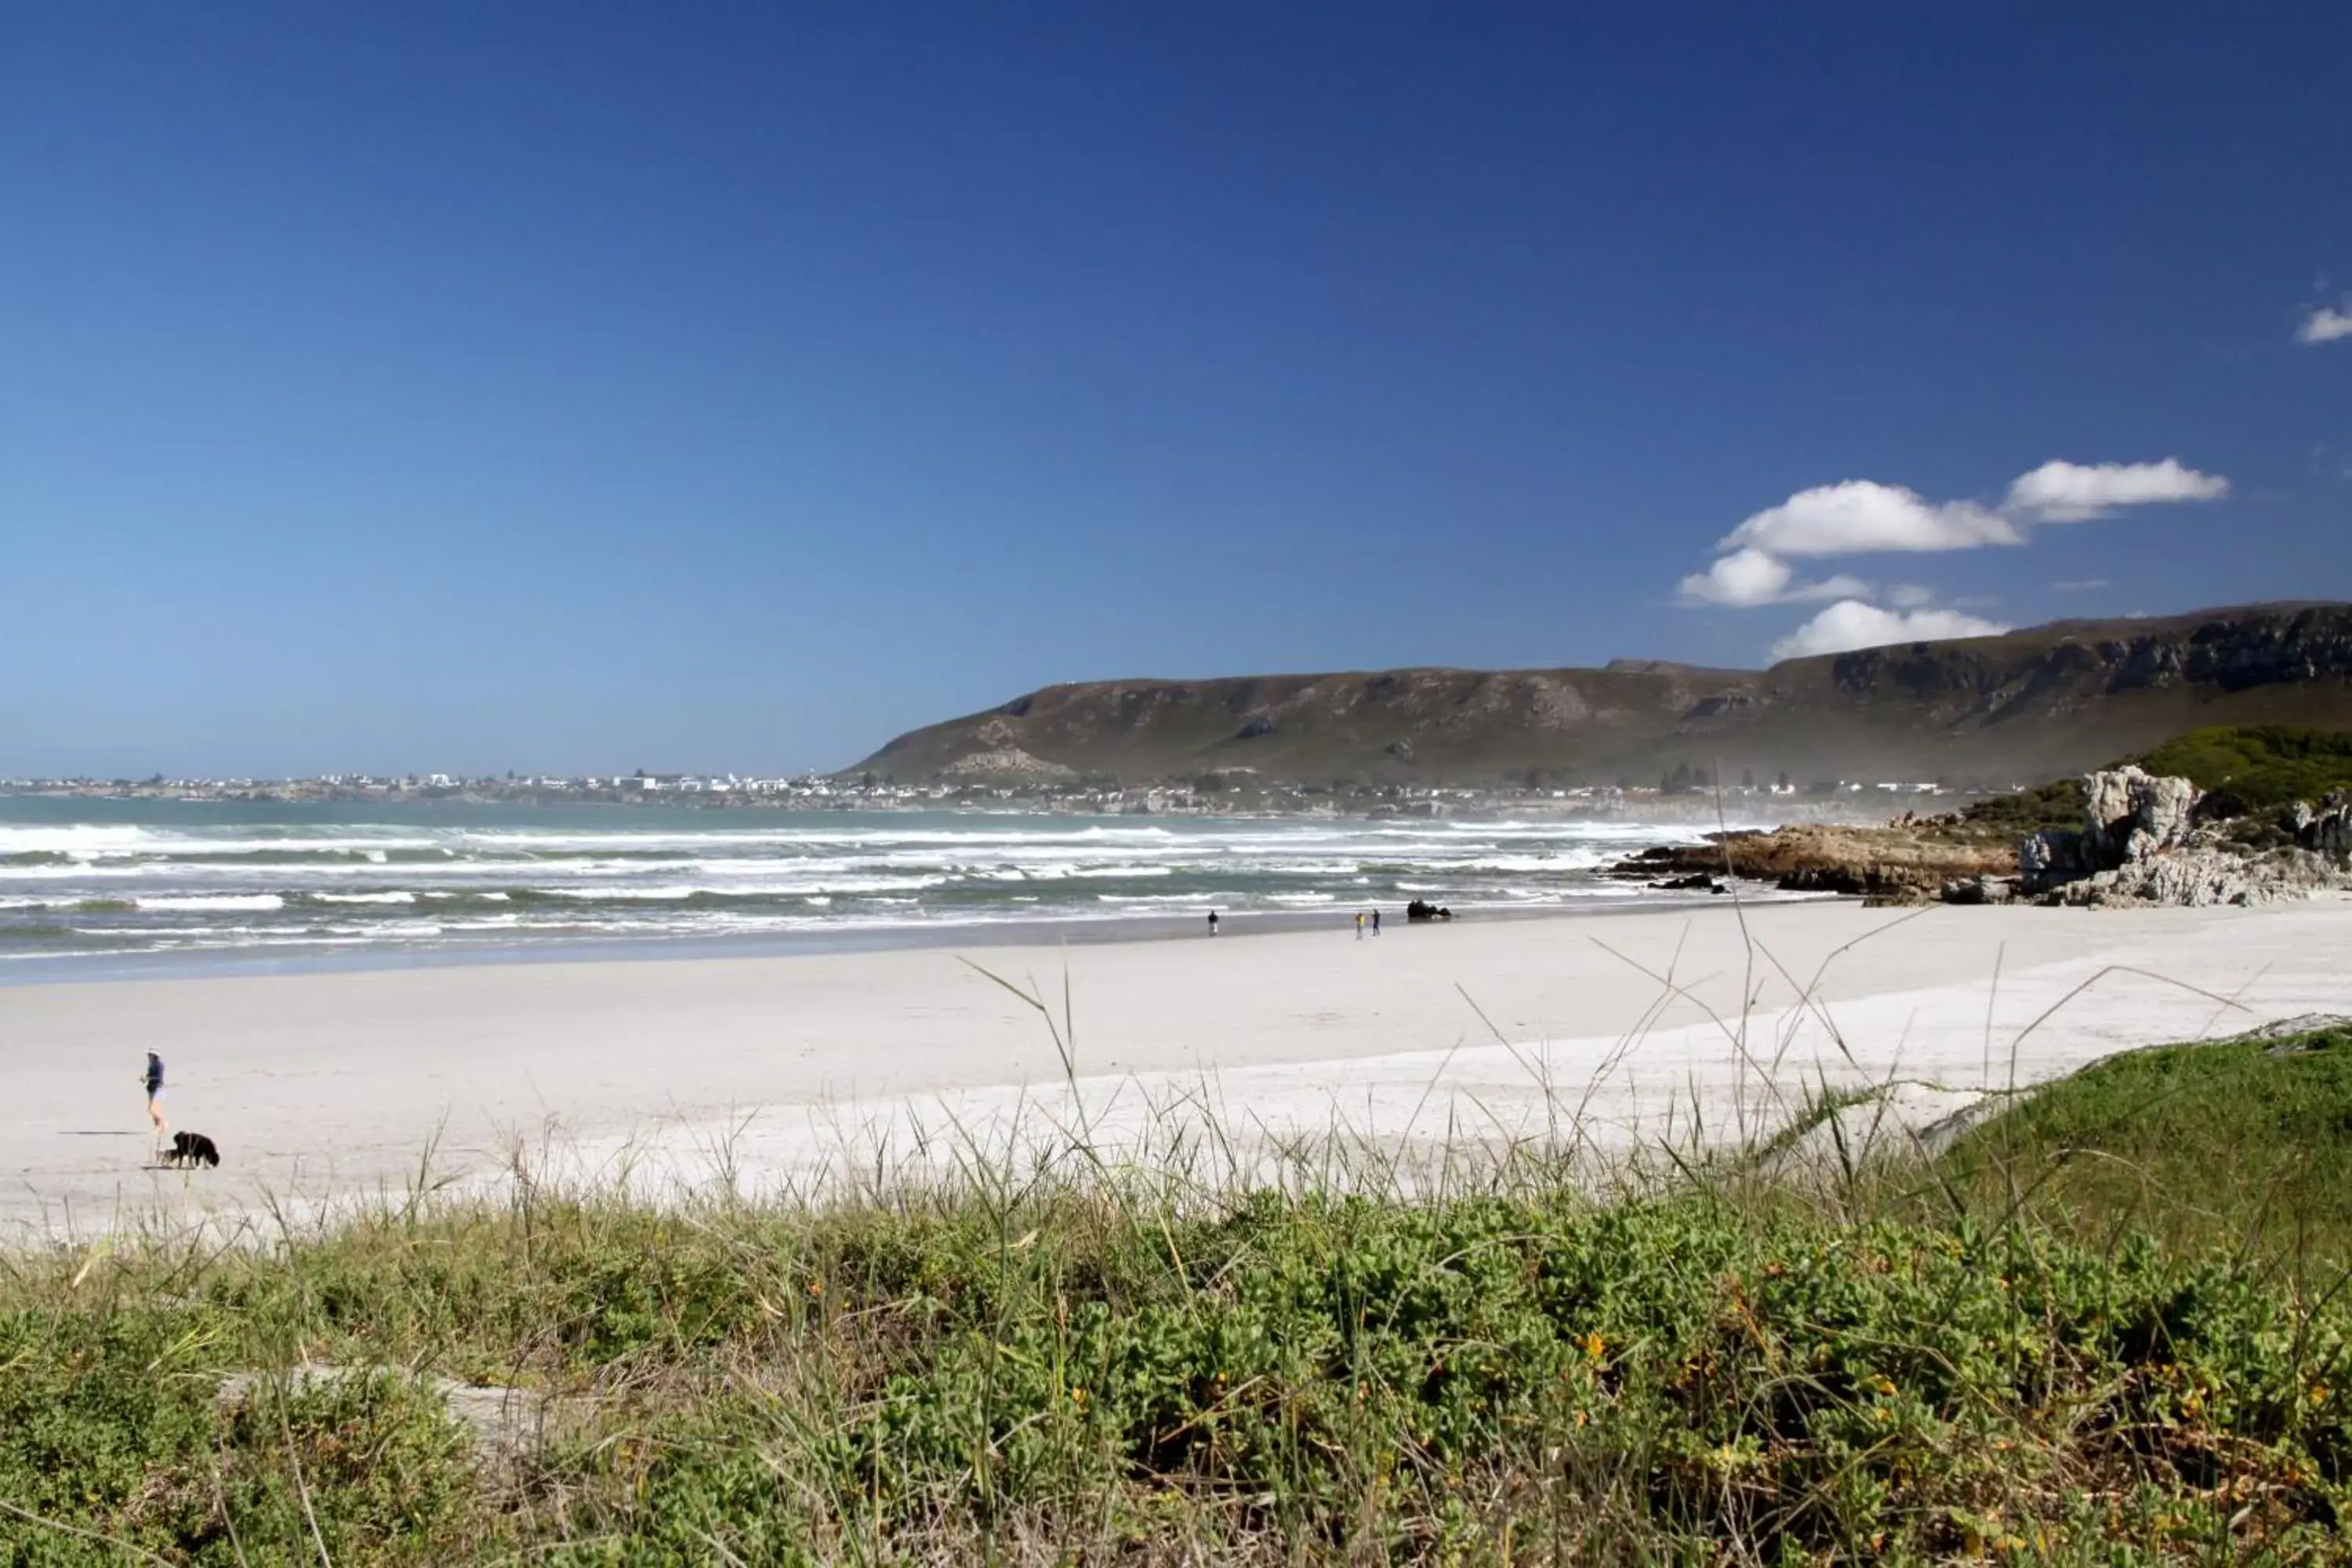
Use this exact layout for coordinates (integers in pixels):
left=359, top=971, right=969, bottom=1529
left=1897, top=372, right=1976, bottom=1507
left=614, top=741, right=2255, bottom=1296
left=142, top=1051, right=167, bottom=1146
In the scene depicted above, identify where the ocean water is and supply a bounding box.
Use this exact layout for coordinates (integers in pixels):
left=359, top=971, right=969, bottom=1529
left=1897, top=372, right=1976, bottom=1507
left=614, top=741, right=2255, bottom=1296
left=0, top=798, right=1730, bottom=978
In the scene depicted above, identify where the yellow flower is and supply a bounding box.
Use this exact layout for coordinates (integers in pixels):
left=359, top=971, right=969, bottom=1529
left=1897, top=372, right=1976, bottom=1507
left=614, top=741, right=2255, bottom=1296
left=1581, top=1331, right=1606, bottom=1363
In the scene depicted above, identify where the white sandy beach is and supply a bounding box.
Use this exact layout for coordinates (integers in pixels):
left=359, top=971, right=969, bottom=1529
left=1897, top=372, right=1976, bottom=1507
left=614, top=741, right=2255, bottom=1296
left=7, top=896, right=2352, bottom=1236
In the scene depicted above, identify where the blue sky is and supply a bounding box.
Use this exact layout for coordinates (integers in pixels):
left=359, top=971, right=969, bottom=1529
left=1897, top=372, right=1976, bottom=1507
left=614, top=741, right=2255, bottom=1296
left=4, top=3, right=2347, bottom=776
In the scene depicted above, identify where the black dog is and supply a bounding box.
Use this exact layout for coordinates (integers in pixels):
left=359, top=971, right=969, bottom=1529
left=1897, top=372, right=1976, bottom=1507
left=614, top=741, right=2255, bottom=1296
left=165, top=1131, right=220, bottom=1169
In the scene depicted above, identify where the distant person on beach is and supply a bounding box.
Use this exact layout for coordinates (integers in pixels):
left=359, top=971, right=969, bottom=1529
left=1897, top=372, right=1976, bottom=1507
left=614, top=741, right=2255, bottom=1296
left=1355, top=912, right=1364, bottom=940
left=141, top=1052, right=166, bottom=1143
left=1207, top=910, right=1219, bottom=936
left=1371, top=908, right=1381, bottom=935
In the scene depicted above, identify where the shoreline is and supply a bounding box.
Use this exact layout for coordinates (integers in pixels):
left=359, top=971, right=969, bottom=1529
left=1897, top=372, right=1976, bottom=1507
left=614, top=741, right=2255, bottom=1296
left=0, top=887, right=1770, bottom=990
left=8, top=896, right=2351, bottom=1236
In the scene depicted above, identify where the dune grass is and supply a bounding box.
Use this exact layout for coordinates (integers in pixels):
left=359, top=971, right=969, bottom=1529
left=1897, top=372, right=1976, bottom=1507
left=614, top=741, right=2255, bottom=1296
left=1919, top=1022, right=2352, bottom=1283
left=4, top=1018, right=2352, bottom=1565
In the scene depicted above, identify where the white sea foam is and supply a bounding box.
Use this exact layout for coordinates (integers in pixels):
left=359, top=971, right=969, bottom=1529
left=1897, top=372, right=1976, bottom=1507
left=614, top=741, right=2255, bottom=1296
left=0, top=805, right=1736, bottom=967
left=0, top=825, right=171, bottom=856
left=135, top=894, right=286, bottom=912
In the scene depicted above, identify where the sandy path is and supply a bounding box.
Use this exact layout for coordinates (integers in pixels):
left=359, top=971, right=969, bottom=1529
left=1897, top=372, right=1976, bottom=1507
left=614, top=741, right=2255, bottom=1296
left=6, top=896, right=2350, bottom=1234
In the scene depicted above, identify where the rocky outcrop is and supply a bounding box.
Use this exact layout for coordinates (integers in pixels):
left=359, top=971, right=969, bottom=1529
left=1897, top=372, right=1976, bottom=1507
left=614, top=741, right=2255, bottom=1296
left=2043, top=846, right=2332, bottom=908
left=2020, top=766, right=2201, bottom=892
left=1939, top=873, right=2019, bottom=905
left=2292, top=794, right=2352, bottom=862
left=2020, top=767, right=2346, bottom=907
left=2083, top=767, right=2201, bottom=860
left=1607, top=825, right=2016, bottom=903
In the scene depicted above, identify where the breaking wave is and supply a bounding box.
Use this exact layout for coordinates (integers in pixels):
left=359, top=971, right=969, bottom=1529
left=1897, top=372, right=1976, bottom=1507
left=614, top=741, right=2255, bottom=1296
left=0, top=800, right=1743, bottom=970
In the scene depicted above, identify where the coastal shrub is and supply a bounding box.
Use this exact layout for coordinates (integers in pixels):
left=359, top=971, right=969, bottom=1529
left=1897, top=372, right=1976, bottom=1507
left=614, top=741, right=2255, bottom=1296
left=545, top=1193, right=2351, bottom=1563
left=0, top=1308, right=485, bottom=1564
left=9, top=1030, right=2352, bottom=1562
left=1943, top=725, right=2352, bottom=837
left=1951, top=775, right=2085, bottom=834
left=2134, top=724, right=2352, bottom=815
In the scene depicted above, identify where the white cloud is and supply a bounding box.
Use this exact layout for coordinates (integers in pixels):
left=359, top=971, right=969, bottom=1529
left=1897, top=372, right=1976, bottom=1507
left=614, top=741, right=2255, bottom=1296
left=2049, top=577, right=2111, bottom=593
left=2003, top=458, right=2230, bottom=522
left=1769, top=600, right=2013, bottom=660
left=1721, top=481, right=2020, bottom=557
left=1680, top=456, right=2227, bottom=664
left=1676, top=546, right=1870, bottom=608
left=2299, top=307, right=2352, bottom=345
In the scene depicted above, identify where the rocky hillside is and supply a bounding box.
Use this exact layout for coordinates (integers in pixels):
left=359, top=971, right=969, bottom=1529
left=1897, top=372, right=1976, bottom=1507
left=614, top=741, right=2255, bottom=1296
left=851, top=603, right=2352, bottom=788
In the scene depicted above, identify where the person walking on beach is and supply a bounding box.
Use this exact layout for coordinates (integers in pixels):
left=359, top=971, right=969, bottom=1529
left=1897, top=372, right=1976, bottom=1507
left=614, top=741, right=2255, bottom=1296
left=1371, top=908, right=1381, bottom=936
left=141, top=1051, right=167, bottom=1149
left=1207, top=909, right=1220, bottom=936
left=1355, top=912, right=1364, bottom=940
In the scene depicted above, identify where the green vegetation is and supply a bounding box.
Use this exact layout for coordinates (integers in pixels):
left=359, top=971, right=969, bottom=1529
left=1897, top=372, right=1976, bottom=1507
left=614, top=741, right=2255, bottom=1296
left=8, top=1031, right=2352, bottom=1563
left=1925, top=1023, right=2352, bottom=1273
left=1939, top=724, right=2352, bottom=840
left=2133, top=725, right=2352, bottom=815
left=1949, top=775, right=2087, bottom=836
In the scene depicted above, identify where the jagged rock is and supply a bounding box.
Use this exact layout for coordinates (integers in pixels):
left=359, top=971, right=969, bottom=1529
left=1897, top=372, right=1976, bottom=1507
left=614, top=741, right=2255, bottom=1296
left=2017, top=830, right=2076, bottom=888
left=1940, top=873, right=2018, bottom=905
left=2022, top=765, right=2201, bottom=895
left=2292, top=793, right=2352, bottom=862
left=2023, top=767, right=2348, bottom=906
left=2082, top=765, right=2201, bottom=861
left=1405, top=898, right=1454, bottom=921
left=2048, top=846, right=2295, bottom=907
left=1651, top=872, right=1720, bottom=892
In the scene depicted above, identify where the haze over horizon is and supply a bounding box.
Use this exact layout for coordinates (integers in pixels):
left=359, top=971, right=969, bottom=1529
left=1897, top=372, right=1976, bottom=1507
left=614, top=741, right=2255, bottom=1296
left=6, top=3, right=2348, bottom=778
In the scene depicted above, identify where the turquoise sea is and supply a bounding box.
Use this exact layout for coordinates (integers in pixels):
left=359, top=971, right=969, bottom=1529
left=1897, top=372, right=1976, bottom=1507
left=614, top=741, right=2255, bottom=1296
left=0, top=797, right=1728, bottom=979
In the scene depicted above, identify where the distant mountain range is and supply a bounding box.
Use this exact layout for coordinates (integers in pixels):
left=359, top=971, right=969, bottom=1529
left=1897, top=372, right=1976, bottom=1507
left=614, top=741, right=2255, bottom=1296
left=850, top=603, right=2352, bottom=789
